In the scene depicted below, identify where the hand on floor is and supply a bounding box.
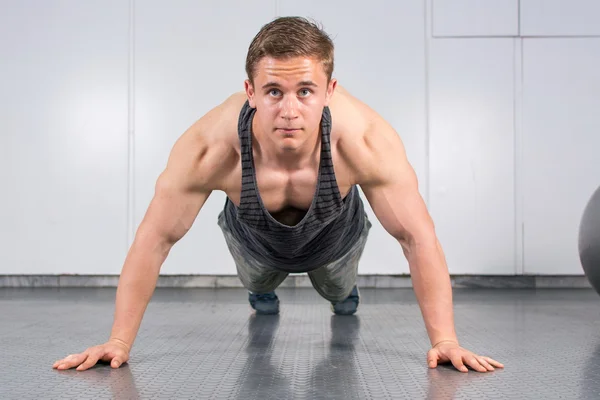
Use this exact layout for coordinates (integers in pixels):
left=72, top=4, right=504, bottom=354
left=52, top=338, right=130, bottom=371
left=427, top=340, right=504, bottom=373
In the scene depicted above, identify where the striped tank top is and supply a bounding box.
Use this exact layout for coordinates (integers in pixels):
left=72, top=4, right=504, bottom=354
left=220, top=100, right=366, bottom=273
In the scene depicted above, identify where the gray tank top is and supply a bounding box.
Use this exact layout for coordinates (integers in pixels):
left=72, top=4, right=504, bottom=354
left=220, top=100, right=366, bottom=273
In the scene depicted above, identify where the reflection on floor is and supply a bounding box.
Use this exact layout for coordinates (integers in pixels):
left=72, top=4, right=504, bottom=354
left=1, top=287, right=599, bottom=399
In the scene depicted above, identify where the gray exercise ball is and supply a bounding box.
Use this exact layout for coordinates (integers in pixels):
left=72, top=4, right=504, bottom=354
left=579, top=185, right=600, bottom=296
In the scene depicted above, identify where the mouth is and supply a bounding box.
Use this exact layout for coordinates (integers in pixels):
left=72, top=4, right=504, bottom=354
left=277, top=128, right=300, bottom=133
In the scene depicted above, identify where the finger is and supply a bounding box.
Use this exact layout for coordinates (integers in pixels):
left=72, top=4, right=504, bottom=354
left=477, top=357, right=495, bottom=371
left=427, top=351, right=439, bottom=368
left=53, top=354, right=75, bottom=368
left=110, top=357, right=124, bottom=369
left=55, top=354, right=87, bottom=370
left=99, top=349, right=128, bottom=368
left=450, top=354, right=468, bottom=373
left=76, top=352, right=102, bottom=371
left=465, top=356, right=488, bottom=373
left=482, top=356, right=504, bottom=368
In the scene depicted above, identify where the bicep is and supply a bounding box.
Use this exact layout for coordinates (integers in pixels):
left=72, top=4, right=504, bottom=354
left=135, top=134, right=215, bottom=246
left=362, top=168, right=433, bottom=247
left=140, top=174, right=211, bottom=245
left=358, top=124, right=435, bottom=246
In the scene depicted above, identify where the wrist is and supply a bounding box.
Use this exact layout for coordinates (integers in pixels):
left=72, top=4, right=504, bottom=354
left=432, top=339, right=459, bottom=348
left=109, top=337, right=132, bottom=352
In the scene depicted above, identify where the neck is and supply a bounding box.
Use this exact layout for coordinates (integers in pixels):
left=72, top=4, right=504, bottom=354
left=252, top=121, right=321, bottom=171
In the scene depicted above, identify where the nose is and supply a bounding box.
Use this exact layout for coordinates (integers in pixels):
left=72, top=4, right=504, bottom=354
left=280, top=95, right=299, bottom=120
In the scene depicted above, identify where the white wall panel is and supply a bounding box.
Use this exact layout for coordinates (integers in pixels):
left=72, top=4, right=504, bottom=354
left=278, top=0, right=427, bottom=275
left=4, top=1, right=595, bottom=278
left=134, top=0, right=276, bottom=275
left=429, top=39, right=515, bottom=274
left=433, top=0, right=519, bottom=37
left=0, top=1, right=129, bottom=274
left=521, top=0, right=600, bottom=37
left=522, top=38, right=600, bottom=274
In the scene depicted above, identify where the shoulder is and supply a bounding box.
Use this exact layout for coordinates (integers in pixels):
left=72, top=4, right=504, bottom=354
left=329, top=86, right=409, bottom=186
left=159, top=92, right=247, bottom=192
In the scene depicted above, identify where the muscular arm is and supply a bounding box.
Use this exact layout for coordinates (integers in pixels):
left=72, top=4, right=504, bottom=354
left=109, top=124, right=223, bottom=349
left=352, top=116, right=458, bottom=348
left=51, top=94, right=244, bottom=372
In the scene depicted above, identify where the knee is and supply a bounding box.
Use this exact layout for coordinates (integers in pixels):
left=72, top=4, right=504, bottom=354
left=326, top=292, right=351, bottom=303
left=245, top=281, right=281, bottom=294
left=237, top=268, right=287, bottom=294
left=312, top=281, right=353, bottom=303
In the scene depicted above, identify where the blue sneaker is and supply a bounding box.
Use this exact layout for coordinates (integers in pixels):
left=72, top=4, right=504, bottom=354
left=248, top=291, right=280, bottom=315
left=331, top=285, right=360, bottom=315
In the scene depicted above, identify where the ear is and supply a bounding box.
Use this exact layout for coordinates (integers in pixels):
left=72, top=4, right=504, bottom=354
left=244, top=79, right=256, bottom=108
left=324, top=78, right=338, bottom=106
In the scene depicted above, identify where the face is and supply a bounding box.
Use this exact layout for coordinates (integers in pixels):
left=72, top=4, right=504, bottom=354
left=244, top=56, right=337, bottom=152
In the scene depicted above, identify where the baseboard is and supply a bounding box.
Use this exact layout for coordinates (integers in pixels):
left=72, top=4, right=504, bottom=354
left=0, top=274, right=592, bottom=289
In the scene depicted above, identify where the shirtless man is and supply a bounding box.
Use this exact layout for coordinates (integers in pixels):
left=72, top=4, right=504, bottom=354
left=52, top=16, right=504, bottom=374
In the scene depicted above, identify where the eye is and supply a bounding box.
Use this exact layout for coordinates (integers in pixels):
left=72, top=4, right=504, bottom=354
left=299, top=88, right=311, bottom=97
left=268, top=89, right=281, bottom=97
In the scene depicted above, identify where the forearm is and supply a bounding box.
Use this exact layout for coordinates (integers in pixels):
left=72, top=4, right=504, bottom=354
left=402, top=237, right=457, bottom=347
left=109, top=234, right=172, bottom=349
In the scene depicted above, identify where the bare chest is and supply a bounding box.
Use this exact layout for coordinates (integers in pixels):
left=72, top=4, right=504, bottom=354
left=225, top=162, right=353, bottom=225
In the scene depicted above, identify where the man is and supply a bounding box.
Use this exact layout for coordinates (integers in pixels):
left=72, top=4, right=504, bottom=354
left=53, top=17, right=504, bottom=374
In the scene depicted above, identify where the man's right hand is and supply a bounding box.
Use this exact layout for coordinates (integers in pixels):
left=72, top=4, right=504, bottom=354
left=52, top=339, right=130, bottom=371
left=50, top=97, right=223, bottom=374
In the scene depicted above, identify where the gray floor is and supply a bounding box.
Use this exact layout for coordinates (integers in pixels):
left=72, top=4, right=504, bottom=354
left=1, top=287, right=599, bottom=399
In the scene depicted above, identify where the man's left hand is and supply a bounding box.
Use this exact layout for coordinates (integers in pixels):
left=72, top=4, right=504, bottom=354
left=427, top=341, right=504, bottom=373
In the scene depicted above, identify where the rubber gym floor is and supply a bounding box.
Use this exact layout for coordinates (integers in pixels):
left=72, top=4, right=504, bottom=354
left=1, top=287, right=599, bottom=399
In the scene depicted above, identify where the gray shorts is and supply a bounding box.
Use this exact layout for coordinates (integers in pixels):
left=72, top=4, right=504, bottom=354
left=217, top=213, right=371, bottom=303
